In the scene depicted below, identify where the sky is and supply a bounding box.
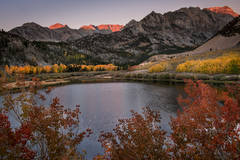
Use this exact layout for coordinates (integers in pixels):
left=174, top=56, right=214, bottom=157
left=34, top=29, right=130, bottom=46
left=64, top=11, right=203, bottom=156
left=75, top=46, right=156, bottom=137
left=0, top=0, right=240, bottom=31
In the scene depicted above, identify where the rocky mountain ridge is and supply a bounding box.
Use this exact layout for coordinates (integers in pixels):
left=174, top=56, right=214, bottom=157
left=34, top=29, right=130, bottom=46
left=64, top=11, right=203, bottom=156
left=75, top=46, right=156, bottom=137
left=9, top=23, right=124, bottom=42
left=206, top=6, right=239, bottom=17
left=49, top=23, right=67, bottom=29
left=144, top=16, right=240, bottom=64
left=73, top=7, right=235, bottom=65
left=80, top=24, right=124, bottom=32
left=3, top=6, right=239, bottom=66
left=0, top=31, right=102, bottom=66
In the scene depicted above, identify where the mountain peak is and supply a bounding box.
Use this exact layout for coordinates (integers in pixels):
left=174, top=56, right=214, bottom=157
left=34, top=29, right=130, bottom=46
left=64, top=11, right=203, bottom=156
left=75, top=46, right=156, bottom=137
left=125, top=19, right=138, bottom=28
left=97, top=24, right=124, bottom=32
left=80, top=24, right=124, bottom=32
left=206, top=6, right=239, bottom=17
left=146, top=11, right=159, bottom=17
left=22, top=22, right=42, bottom=27
left=49, top=23, right=66, bottom=29
left=80, top=25, right=96, bottom=30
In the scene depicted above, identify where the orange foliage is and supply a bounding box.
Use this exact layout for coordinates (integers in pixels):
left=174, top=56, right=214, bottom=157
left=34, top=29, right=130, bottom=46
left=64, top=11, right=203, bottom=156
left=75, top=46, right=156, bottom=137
left=51, top=64, right=59, bottom=73
left=0, top=114, right=35, bottom=159
left=1, top=78, right=92, bottom=159
left=170, top=80, right=240, bottom=159
left=97, top=80, right=240, bottom=159
left=4, top=64, right=67, bottom=75
left=67, top=64, right=118, bottom=72
left=98, top=107, right=168, bottom=160
left=43, top=65, right=51, bottom=73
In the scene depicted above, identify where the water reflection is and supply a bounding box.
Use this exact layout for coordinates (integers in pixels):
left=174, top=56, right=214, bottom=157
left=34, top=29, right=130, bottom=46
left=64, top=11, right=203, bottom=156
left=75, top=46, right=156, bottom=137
left=44, top=82, right=183, bottom=159
left=0, top=82, right=183, bottom=159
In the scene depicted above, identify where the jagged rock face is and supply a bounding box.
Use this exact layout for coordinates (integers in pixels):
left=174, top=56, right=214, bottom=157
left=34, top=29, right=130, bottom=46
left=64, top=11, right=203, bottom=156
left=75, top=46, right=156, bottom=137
left=5, top=6, right=238, bottom=65
left=9, top=23, right=88, bottom=42
left=133, top=7, right=234, bottom=47
left=74, top=7, right=235, bottom=65
left=9, top=23, right=61, bottom=42
left=219, top=16, right=240, bottom=36
left=80, top=25, right=97, bottom=30
left=49, top=23, right=66, bottom=29
left=206, top=6, right=239, bottom=17
left=80, top=24, right=124, bottom=33
left=0, top=31, right=48, bottom=65
left=9, top=23, right=124, bottom=42
left=97, top=24, right=124, bottom=32
left=0, top=31, right=102, bottom=66
left=125, top=19, right=138, bottom=28
left=144, top=17, right=240, bottom=64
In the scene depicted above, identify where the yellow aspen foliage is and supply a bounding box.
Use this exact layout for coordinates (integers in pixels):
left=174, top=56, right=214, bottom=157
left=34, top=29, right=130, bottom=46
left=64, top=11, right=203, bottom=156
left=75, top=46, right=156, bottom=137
left=5, top=63, right=119, bottom=75
left=58, top=64, right=67, bottom=73
left=86, top=65, right=94, bottom=71
left=18, top=66, right=25, bottom=74
left=9, top=66, right=18, bottom=74
left=149, top=62, right=167, bottom=73
left=24, top=65, right=31, bottom=74
left=36, top=66, right=43, bottom=74
left=32, top=67, right=37, bottom=74
left=176, top=53, right=240, bottom=74
left=43, top=66, right=51, bottom=73
left=5, top=65, right=12, bottom=75
left=52, top=64, right=59, bottom=73
left=105, top=64, right=118, bottom=71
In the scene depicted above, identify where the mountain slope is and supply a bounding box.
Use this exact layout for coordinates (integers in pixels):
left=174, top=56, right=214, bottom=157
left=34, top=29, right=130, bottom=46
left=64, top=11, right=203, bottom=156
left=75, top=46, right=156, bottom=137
left=49, top=23, right=66, bottom=29
left=206, top=6, right=239, bottom=17
left=0, top=31, right=49, bottom=65
left=0, top=31, right=103, bottom=66
left=144, top=16, right=240, bottom=64
left=193, top=16, right=240, bottom=53
left=9, top=23, right=124, bottom=42
left=73, top=7, right=235, bottom=65
left=80, top=24, right=124, bottom=32
left=9, top=23, right=87, bottom=42
left=4, top=6, right=238, bottom=66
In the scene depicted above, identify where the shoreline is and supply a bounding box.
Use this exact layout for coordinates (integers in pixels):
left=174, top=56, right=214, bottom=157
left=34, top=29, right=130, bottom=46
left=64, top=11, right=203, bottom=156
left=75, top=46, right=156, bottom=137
left=1, top=71, right=239, bottom=94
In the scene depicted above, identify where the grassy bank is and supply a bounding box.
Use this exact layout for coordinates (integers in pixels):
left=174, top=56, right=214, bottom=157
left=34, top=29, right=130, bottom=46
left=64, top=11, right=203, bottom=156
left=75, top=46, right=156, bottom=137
left=2, top=70, right=240, bottom=94
left=114, top=72, right=240, bottom=84
left=138, top=48, right=240, bottom=75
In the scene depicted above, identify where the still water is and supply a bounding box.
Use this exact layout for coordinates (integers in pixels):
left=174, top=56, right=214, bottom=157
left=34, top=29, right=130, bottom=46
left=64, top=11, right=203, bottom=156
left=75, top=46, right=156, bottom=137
left=45, top=82, right=183, bottom=159
left=1, top=82, right=184, bottom=159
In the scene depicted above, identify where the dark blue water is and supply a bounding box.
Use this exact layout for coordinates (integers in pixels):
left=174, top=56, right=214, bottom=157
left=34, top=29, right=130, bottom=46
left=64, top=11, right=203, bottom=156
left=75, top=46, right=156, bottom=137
left=1, top=82, right=183, bottom=159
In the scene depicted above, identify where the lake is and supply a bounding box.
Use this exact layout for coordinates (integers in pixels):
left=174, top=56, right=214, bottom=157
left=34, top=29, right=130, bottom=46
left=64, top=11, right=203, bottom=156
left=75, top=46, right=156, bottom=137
left=1, top=82, right=184, bottom=159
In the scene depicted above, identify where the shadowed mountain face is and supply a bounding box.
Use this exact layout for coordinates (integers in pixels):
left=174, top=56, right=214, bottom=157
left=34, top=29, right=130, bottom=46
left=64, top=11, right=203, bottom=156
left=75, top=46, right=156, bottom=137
left=144, top=16, right=240, bottom=64
left=0, top=31, right=102, bottom=66
left=4, top=6, right=239, bottom=66
left=9, top=22, right=84, bottom=42
left=9, top=23, right=124, bottom=42
left=73, top=7, right=235, bottom=65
